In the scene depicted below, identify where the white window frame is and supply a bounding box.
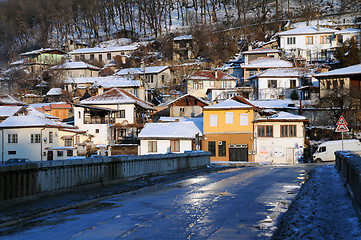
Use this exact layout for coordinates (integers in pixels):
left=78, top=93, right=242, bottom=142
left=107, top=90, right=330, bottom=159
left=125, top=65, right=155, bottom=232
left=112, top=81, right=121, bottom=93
left=210, top=114, right=218, bottom=127
left=240, top=114, right=249, bottom=126
left=225, top=112, right=233, bottom=124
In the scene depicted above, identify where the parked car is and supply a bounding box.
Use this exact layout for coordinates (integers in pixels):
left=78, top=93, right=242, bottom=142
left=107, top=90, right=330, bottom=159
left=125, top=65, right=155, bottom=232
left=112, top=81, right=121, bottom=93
left=5, top=158, right=32, bottom=164
left=312, top=139, right=361, bottom=162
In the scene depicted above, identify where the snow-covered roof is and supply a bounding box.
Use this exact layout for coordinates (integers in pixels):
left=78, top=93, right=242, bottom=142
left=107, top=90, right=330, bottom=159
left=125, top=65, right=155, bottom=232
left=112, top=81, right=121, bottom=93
left=246, top=99, right=298, bottom=109
left=315, top=64, right=361, bottom=77
left=278, top=26, right=337, bottom=36
left=79, top=88, right=153, bottom=110
left=64, top=76, right=141, bottom=88
left=249, top=68, right=312, bottom=79
left=242, top=47, right=280, bottom=55
left=115, top=66, right=169, bottom=75
left=173, top=35, right=192, bottom=41
left=167, top=94, right=210, bottom=106
left=0, top=114, right=70, bottom=128
left=335, top=28, right=361, bottom=34
left=10, top=59, right=25, bottom=66
left=20, top=48, right=65, bottom=56
left=51, top=61, right=100, bottom=70
left=255, top=111, right=307, bottom=122
left=204, top=99, right=252, bottom=110
left=242, top=57, right=293, bottom=69
left=0, top=106, right=23, bottom=117
left=46, top=88, right=63, bottom=96
left=68, top=45, right=139, bottom=54
left=138, top=121, right=202, bottom=139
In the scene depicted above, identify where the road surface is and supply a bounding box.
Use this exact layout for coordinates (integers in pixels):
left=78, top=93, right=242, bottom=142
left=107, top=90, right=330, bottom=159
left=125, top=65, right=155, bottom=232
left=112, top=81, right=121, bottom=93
left=0, top=165, right=315, bottom=239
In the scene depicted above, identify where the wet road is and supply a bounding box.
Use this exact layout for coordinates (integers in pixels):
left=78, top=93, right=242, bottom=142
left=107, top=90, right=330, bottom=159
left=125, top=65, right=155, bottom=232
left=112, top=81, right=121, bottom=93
left=0, top=165, right=315, bottom=240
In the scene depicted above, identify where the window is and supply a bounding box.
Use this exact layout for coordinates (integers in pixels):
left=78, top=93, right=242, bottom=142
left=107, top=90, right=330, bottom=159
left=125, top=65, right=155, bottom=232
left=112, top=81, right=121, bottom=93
left=281, top=125, right=297, bottom=137
left=99, top=54, right=103, bottom=62
left=193, top=81, right=203, bottom=89
left=306, top=36, right=313, bottom=45
left=208, top=141, right=216, bottom=156
left=8, top=134, right=18, bottom=143
left=326, top=81, right=331, bottom=90
left=287, top=37, right=296, bottom=45
left=75, top=135, right=80, bottom=144
left=320, top=35, right=331, bottom=44
left=78, top=111, right=81, bottom=119
left=67, top=150, right=73, bottom=157
left=90, top=54, right=94, bottom=60
left=30, top=134, right=41, bottom=143
left=8, top=151, right=16, bottom=155
left=117, top=110, right=125, bottom=118
left=225, top=112, right=233, bottom=124
left=65, top=139, right=73, bottom=146
left=218, top=141, right=226, bottom=157
left=120, top=129, right=127, bottom=137
left=318, top=146, right=326, bottom=152
left=57, top=151, right=64, bottom=157
left=107, top=53, right=112, bottom=60
left=340, top=80, right=344, bottom=89
left=240, top=114, right=249, bottom=126
left=95, top=129, right=99, bottom=133
left=80, top=55, right=85, bottom=61
left=290, top=79, right=297, bottom=88
left=49, top=132, right=53, bottom=143
left=179, top=107, right=185, bottom=116
left=258, top=125, right=273, bottom=137
left=170, top=140, right=180, bottom=152
left=210, top=114, right=218, bottom=127
left=268, top=80, right=277, bottom=88
left=148, top=141, right=157, bottom=152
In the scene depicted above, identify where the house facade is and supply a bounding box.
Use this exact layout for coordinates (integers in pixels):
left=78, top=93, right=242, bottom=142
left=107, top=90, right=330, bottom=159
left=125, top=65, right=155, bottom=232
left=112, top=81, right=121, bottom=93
left=185, top=70, right=238, bottom=98
left=167, top=94, right=209, bottom=117
left=138, top=120, right=202, bottom=155
left=202, top=99, right=255, bottom=162
left=173, top=35, right=194, bottom=61
left=73, top=88, right=153, bottom=148
left=51, top=61, right=100, bottom=79
left=254, top=111, right=307, bottom=164
left=242, top=47, right=281, bottom=64
left=68, top=45, right=139, bottom=65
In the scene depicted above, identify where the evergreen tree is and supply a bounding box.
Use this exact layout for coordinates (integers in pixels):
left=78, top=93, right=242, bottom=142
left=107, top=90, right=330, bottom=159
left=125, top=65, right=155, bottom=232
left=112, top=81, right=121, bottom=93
left=290, top=89, right=299, bottom=100
left=335, top=38, right=360, bottom=68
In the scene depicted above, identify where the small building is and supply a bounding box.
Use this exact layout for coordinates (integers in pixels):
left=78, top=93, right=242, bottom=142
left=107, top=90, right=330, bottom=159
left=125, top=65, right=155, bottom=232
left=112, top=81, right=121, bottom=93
left=202, top=99, right=255, bottom=162
left=138, top=120, right=202, bottom=155
left=173, top=35, right=194, bottom=61
left=184, top=70, right=238, bottom=98
left=254, top=111, right=307, bottom=164
left=34, top=103, right=73, bottom=120
left=51, top=61, right=100, bottom=79
left=167, top=94, right=209, bottom=117
left=62, top=39, right=89, bottom=52
left=242, top=47, right=281, bottom=64
left=241, top=57, right=293, bottom=82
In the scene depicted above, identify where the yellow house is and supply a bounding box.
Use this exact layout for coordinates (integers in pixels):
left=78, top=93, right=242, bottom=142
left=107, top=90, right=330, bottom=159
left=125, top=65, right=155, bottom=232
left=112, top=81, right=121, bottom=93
left=203, top=99, right=255, bottom=162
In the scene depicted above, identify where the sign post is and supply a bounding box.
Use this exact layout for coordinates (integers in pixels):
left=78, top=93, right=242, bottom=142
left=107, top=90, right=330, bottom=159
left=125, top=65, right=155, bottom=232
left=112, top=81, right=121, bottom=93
left=335, top=115, right=349, bottom=150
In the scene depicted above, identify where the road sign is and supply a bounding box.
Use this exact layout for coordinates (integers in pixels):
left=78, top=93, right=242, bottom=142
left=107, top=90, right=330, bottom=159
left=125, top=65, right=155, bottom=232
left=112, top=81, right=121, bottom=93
left=335, top=115, right=349, bottom=133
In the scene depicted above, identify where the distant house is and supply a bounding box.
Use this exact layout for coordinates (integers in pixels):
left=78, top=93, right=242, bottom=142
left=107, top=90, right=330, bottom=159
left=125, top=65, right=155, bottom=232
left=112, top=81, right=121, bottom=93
left=167, top=94, right=209, bottom=117
left=138, top=120, right=202, bottom=155
left=0, top=95, right=26, bottom=106
left=202, top=99, right=255, bottom=162
left=241, top=57, right=293, bottom=82
left=184, top=70, right=238, bottom=98
left=315, top=64, right=361, bottom=99
left=45, top=88, right=70, bottom=102
left=247, top=68, right=315, bottom=100
left=18, top=48, right=66, bottom=74
left=173, top=35, right=194, bottom=61
left=62, top=39, right=89, bottom=52
left=278, top=26, right=360, bottom=62
left=115, top=66, right=172, bottom=90
left=0, top=106, right=26, bottom=122
left=33, top=103, right=73, bottom=120
left=254, top=111, right=307, bottom=164
left=242, top=47, right=281, bottom=64
left=0, top=113, right=81, bottom=163
left=64, top=76, right=142, bottom=100
left=73, top=88, right=154, bottom=153
left=68, top=45, right=139, bottom=65
left=51, top=61, right=100, bottom=78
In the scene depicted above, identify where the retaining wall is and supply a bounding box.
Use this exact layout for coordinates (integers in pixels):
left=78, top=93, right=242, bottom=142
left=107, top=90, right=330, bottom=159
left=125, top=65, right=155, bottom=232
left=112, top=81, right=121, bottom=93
left=0, top=151, right=210, bottom=202
left=335, top=151, right=361, bottom=207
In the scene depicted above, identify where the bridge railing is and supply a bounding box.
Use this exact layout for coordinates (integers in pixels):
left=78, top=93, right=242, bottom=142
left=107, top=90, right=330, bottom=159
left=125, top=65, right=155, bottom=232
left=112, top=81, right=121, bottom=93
left=335, top=150, right=361, bottom=207
left=0, top=151, right=210, bottom=202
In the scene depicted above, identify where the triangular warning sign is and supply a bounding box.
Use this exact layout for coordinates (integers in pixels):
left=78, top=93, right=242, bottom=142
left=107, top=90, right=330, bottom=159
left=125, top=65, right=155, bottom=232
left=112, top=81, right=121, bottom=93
left=337, top=116, right=348, bottom=126
left=335, top=124, right=349, bottom=132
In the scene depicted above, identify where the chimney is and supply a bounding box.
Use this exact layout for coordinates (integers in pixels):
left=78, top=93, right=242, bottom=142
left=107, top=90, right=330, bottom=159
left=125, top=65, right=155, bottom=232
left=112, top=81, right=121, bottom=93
left=248, top=45, right=252, bottom=51
left=98, top=86, right=104, bottom=95
left=215, top=71, right=218, bottom=79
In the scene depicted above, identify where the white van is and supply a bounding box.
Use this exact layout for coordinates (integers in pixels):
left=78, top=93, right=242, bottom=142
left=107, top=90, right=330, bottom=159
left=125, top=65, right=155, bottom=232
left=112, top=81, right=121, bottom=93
left=312, top=139, right=361, bottom=162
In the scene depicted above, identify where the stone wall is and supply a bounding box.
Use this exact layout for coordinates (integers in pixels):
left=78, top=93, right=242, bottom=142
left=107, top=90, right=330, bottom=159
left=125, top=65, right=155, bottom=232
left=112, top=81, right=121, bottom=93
left=0, top=151, right=210, bottom=202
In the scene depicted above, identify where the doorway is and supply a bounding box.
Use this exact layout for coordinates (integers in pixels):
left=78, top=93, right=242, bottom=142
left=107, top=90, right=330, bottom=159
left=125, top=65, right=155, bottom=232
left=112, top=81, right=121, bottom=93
left=229, top=144, right=248, bottom=162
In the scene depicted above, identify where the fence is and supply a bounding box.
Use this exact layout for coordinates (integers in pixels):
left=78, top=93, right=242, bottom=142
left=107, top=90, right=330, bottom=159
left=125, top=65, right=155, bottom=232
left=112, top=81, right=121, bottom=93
left=0, top=151, right=210, bottom=202
left=335, top=150, right=361, bottom=207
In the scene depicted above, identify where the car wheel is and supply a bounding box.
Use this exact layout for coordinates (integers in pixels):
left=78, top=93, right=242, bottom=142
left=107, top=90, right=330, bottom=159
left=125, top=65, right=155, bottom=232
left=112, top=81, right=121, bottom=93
left=315, top=158, right=322, bottom=163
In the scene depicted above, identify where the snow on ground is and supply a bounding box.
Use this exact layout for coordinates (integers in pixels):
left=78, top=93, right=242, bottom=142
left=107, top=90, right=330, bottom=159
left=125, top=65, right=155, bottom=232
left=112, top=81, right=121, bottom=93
left=273, top=165, right=361, bottom=240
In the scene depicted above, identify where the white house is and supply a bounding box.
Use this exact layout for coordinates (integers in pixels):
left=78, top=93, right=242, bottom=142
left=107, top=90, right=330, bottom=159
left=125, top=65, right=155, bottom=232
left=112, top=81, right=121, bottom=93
left=242, top=47, right=281, bottom=64
left=254, top=111, right=308, bottom=164
left=0, top=113, right=79, bottom=163
left=51, top=61, right=100, bottom=78
left=138, top=120, right=202, bottom=155
left=278, top=26, right=360, bottom=62
left=247, top=68, right=315, bottom=100
left=74, top=88, right=154, bottom=148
